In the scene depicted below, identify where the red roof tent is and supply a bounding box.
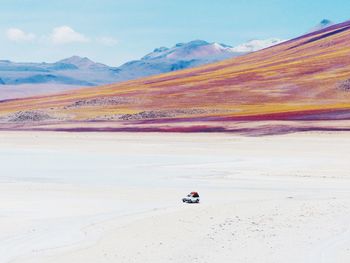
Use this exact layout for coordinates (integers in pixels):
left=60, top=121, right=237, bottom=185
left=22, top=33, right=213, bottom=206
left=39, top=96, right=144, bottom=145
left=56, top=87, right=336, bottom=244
left=190, top=192, right=199, bottom=197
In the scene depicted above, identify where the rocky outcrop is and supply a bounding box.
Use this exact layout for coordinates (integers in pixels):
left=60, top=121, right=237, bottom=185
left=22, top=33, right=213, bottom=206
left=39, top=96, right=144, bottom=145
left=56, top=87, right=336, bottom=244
left=119, top=109, right=215, bottom=120
left=120, top=111, right=172, bottom=120
left=7, top=111, right=53, bottom=122
left=66, top=97, right=134, bottom=108
left=337, top=79, right=350, bottom=91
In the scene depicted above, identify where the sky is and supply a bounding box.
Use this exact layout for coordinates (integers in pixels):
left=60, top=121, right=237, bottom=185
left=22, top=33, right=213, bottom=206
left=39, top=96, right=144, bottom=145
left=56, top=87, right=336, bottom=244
left=0, top=0, right=349, bottom=66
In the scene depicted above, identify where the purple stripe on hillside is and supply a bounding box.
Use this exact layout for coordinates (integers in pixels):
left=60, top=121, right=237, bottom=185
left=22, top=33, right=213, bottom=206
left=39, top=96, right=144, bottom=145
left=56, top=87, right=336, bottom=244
left=288, top=25, right=350, bottom=50
left=121, top=109, right=350, bottom=125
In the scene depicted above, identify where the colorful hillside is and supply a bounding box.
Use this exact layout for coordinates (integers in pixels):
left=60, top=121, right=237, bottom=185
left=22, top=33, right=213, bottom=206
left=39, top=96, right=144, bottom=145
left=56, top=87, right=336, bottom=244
left=1, top=20, right=350, bottom=134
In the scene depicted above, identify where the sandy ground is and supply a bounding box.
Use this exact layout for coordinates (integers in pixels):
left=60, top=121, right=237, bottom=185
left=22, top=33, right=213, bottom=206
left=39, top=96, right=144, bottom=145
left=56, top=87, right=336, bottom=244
left=1, top=132, right=350, bottom=263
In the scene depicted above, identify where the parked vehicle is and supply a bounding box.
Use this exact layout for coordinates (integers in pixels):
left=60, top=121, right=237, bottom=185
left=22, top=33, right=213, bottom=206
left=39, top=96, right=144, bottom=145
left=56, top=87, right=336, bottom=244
left=182, top=192, right=200, bottom=203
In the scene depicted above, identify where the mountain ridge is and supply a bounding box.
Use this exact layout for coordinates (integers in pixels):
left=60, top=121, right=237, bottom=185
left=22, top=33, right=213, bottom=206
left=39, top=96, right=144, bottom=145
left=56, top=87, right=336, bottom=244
left=0, top=38, right=284, bottom=91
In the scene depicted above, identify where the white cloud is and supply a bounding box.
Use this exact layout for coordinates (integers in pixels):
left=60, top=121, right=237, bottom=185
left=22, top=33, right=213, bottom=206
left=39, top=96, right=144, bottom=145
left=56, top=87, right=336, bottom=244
left=6, top=28, right=36, bottom=42
left=6, top=26, right=118, bottom=48
left=50, top=26, right=89, bottom=44
left=97, top=36, right=118, bottom=46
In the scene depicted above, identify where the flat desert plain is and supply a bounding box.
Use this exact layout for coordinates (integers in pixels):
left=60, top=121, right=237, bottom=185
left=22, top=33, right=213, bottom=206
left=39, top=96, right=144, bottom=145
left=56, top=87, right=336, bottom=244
left=1, top=132, right=350, bottom=263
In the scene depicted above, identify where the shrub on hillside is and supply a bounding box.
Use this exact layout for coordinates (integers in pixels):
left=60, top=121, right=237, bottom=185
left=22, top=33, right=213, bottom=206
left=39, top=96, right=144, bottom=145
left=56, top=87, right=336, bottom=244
left=337, top=79, right=350, bottom=91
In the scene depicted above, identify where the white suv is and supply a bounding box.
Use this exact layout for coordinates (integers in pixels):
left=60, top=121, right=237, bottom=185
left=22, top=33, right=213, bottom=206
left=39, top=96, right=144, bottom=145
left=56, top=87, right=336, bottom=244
left=182, top=192, right=200, bottom=203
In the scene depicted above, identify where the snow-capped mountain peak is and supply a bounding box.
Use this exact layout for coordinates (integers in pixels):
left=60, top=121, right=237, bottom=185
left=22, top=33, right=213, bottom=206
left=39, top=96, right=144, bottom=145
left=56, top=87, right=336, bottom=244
left=142, top=40, right=237, bottom=61
left=230, top=38, right=285, bottom=53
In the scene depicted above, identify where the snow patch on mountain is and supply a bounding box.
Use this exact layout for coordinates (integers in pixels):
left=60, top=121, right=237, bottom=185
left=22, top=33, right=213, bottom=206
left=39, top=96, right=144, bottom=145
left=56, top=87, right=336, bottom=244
left=231, top=38, right=285, bottom=53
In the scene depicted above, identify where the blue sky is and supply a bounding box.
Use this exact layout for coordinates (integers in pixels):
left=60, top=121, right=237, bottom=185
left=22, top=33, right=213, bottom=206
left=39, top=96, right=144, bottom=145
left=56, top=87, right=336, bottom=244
left=0, top=0, right=349, bottom=66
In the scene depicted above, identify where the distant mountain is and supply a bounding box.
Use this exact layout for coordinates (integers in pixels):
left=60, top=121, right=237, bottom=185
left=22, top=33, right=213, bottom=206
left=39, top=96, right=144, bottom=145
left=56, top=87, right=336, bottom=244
left=0, top=58, right=117, bottom=87
left=58, top=56, right=110, bottom=70
left=0, top=38, right=284, bottom=99
left=309, top=19, right=335, bottom=33
left=111, top=40, right=244, bottom=82
left=110, top=39, right=288, bottom=82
